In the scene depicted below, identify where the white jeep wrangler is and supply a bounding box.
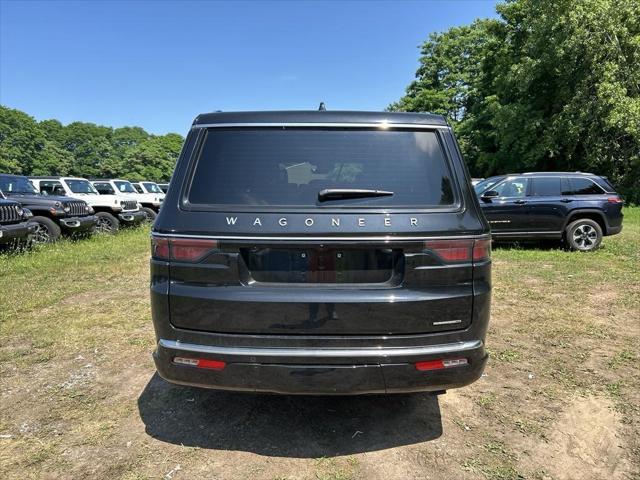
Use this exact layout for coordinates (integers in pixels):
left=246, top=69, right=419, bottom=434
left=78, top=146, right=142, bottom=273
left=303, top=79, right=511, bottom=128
left=30, top=176, right=146, bottom=233
left=91, top=179, right=163, bottom=222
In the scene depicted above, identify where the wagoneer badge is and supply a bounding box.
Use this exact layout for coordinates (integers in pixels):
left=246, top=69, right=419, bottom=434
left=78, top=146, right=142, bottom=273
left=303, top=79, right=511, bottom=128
left=225, top=216, right=420, bottom=228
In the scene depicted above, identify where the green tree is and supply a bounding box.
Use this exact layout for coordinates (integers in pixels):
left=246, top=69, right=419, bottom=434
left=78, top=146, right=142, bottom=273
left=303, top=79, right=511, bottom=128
left=392, top=0, right=640, bottom=202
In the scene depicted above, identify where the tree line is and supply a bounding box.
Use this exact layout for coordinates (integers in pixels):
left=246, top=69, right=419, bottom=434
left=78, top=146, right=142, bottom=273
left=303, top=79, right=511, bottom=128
left=391, top=0, right=639, bottom=203
left=0, top=105, right=183, bottom=181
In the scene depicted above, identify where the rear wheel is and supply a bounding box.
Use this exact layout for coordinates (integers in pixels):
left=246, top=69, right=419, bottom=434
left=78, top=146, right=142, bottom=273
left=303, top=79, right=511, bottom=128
left=95, top=212, right=120, bottom=234
left=565, top=218, right=602, bottom=251
left=140, top=207, right=157, bottom=223
left=28, top=216, right=61, bottom=244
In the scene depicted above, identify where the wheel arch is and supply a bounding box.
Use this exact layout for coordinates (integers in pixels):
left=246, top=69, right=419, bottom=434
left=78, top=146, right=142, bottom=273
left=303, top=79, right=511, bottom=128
left=563, top=209, right=608, bottom=235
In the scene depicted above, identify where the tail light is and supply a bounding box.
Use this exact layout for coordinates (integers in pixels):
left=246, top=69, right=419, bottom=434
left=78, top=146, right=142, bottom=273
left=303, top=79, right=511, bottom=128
left=151, top=236, right=218, bottom=262
left=424, top=238, right=491, bottom=264
left=607, top=196, right=623, bottom=204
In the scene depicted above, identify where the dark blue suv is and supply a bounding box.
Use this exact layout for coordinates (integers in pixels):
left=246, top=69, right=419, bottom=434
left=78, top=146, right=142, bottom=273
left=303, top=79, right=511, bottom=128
left=475, top=172, right=623, bottom=251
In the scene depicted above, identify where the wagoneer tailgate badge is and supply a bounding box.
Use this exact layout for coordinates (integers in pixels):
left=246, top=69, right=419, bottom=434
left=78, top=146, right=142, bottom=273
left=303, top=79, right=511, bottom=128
left=225, top=216, right=420, bottom=228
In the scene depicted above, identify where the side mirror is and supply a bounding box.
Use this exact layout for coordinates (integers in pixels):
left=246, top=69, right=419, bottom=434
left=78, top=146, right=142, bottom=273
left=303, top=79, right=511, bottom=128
left=481, top=190, right=499, bottom=201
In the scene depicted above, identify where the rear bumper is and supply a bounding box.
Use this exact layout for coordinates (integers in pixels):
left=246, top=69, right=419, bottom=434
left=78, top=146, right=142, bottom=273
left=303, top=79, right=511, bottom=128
left=606, top=224, right=622, bottom=236
left=153, top=338, right=487, bottom=395
left=60, top=215, right=97, bottom=231
left=119, top=211, right=146, bottom=224
left=0, top=221, right=35, bottom=243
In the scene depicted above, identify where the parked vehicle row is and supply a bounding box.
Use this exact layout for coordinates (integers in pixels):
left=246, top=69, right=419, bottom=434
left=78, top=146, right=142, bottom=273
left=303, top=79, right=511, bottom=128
left=0, top=173, right=169, bottom=249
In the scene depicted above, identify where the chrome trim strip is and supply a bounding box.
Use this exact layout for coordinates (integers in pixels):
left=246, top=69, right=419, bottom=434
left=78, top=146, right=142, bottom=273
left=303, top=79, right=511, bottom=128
left=159, top=339, right=482, bottom=358
left=492, top=231, right=562, bottom=236
left=433, top=319, right=463, bottom=326
left=151, top=232, right=490, bottom=242
left=192, top=122, right=450, bottom=130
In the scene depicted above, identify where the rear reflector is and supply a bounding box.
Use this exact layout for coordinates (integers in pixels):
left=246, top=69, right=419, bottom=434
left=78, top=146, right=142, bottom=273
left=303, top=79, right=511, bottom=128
left=424, top=238, right=491, bottom=264
left=152, top=236, right=218, bottom=262
left=173, top=356, right=226, bottom=370
left=473, top=238, right=491, bottom=261
left=415, top=357, right=468, bottom=371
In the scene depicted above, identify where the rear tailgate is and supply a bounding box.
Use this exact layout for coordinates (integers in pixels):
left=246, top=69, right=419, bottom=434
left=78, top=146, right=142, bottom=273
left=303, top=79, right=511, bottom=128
left=158, top=235, right=486, bottom=335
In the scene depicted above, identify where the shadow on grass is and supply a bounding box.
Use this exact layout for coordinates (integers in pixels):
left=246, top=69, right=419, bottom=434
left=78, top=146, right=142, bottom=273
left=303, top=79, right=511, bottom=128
left=492, top=239, right=565, bottom=251
left=138, top=373, right=442, bottom=457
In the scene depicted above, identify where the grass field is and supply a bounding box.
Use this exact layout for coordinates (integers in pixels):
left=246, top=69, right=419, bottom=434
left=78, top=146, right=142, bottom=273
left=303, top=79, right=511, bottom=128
left=1, top=210, right=639, bottom=480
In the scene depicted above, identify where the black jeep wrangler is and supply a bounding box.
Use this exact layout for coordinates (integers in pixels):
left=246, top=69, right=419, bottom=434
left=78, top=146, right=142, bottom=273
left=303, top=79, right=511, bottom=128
left=0, top=192, right=35, bottom=248
left=0, top=174, right=97, bottom=244
left=150, top=111, right=491, bottom=395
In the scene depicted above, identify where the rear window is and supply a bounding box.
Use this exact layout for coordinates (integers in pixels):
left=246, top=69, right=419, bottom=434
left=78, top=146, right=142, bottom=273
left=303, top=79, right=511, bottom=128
left=529, top=177, right=560, bottom=196
left=567, top=178, right=605, bottom=195
left=188, top=128, right=456, bottom=208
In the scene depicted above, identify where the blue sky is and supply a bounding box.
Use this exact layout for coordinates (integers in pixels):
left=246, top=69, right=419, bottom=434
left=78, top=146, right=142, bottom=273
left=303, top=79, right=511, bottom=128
left=0, top=0, right=497, bottom=135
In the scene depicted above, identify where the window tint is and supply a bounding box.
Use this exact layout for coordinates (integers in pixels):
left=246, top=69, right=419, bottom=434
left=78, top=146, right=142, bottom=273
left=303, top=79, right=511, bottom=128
left=529, top=177, right=560, bottom=196
left=114, top=181, right=136, bottom=193
left=561, top=178, right=573, bottom=195
left=93, top=182, right=115, bottom=195
left=188, top=128, right=455, bottom=207
left=143, top=182, right=162, bottom=193
left=39, top=181, right=66, bottom=196
left=133, top=184, right=144, bottom=193
left=0, top=176, right=38, bottom=194
left=492, top=178, right=528, bottom=198
left=474, top=176, right=504, bottom=195
left=66, top=179, right=97, bottom=194
left=569, top=178, right=605, bottom=195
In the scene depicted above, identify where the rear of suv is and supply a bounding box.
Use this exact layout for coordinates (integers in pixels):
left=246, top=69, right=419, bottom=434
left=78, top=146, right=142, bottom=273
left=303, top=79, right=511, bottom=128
left=476, top=172, right=623, bottom=251
left=150, top=111, right=491, bottom=395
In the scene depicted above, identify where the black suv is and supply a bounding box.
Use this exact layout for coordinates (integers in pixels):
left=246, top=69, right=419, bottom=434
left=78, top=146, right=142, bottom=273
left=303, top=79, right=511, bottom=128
left=0, top=174, right=97, bottom=244
left=150, top=110, right=491, bottom=395
left=475, top=172, right=624, bottom=251
left=0, top=192, right=35, bottom=248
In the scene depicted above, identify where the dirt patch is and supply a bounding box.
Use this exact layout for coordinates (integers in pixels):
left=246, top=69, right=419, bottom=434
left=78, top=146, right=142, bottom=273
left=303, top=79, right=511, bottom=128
left=524, top=395, right=632, bottom=479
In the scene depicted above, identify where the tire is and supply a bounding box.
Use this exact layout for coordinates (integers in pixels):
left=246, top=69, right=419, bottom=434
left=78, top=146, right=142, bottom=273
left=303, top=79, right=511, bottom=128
left=565, top=218, right=603, bottom=251
left=140, top=207, right=157, bottom=223
left=95, top=212, right=120, bottom=234
left=28, top=216, right=62, bottom=244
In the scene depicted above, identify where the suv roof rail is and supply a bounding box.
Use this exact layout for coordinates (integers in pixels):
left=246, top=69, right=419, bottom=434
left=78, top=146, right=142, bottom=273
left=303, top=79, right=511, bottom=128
left=521, top=171, right=595, bottom=176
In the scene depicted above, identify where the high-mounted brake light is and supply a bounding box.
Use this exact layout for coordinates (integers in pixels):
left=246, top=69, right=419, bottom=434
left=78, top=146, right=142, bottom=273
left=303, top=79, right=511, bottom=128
left=173, top=356, right=226, bottom=370
left=151, top=236, right=218, bottom=262
left=415, top=357, right=468, bottom=371
left=424, top=238, right=491, bottom=264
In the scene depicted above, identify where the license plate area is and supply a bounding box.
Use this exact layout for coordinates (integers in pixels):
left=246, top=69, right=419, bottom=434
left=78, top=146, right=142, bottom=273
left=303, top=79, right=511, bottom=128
left=240, top=247, right=402, bottom=285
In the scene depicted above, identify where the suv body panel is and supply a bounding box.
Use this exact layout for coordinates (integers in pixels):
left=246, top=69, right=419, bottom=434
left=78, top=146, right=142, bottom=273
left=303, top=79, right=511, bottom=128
left=150, top=111, right=491, bottom=395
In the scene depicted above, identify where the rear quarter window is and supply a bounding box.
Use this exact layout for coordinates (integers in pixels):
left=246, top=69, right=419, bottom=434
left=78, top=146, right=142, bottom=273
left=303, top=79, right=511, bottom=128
left=187, top=128, right=457, bottom=208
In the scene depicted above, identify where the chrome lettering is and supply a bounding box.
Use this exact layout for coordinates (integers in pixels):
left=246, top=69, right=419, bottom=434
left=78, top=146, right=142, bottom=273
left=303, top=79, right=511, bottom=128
left=226, top=216, right=238, bottom=225
left=358, top=218, right=366, bottom=227
left=384, top=217, right=391, bottom=227
left=278, top=217, right=287, bottom=227
left=305, top=218, right=314, bottom=227
left=331, top=218, right=340, bottom=227
left=253, top=217, right=262, bottom=226
left=410, top=218, right=418, bottom=226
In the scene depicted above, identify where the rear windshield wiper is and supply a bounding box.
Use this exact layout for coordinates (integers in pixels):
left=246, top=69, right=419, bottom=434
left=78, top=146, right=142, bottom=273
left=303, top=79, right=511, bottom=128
left=318, top=188, right=394, bottom=202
